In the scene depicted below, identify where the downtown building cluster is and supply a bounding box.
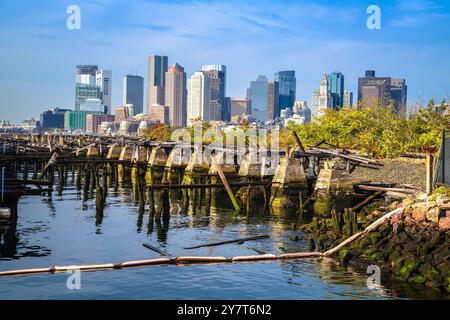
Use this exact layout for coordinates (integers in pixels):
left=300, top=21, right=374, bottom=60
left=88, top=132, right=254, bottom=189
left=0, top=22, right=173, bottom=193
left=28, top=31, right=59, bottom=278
left=13, top=55, right=408, bottom=135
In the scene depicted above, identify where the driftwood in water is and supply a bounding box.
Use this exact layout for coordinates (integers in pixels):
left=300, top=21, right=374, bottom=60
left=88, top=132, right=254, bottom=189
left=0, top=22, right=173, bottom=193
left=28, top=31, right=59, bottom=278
left=184, top=235, right=270, bottom=250
left=142, top=243, right=170, bottom=256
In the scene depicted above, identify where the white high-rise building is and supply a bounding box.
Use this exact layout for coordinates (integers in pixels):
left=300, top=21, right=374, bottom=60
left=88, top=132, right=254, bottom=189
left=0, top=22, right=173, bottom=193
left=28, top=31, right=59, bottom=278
left=343, top=90, right=354, bottom=107
left=96, top=70, right=112, bottom=114
left=187, top=72, right=211, bottom=126
left=317, top=72, right=331, bottom=118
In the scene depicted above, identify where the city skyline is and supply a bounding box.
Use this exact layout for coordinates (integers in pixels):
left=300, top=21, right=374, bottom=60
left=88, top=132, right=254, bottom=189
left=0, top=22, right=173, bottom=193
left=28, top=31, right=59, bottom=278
left=1, top=0, right=450, bottom=122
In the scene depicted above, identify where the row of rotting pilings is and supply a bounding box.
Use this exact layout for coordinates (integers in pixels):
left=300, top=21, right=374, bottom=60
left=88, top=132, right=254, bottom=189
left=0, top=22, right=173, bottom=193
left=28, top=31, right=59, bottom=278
left=1, top=136, right=361, bottom=218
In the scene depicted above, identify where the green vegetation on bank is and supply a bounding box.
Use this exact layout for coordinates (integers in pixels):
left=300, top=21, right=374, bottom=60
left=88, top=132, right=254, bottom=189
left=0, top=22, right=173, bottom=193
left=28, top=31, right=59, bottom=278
left=286, top=101, right=449, bottom=158
left=140, top=101, right=448, bottom=159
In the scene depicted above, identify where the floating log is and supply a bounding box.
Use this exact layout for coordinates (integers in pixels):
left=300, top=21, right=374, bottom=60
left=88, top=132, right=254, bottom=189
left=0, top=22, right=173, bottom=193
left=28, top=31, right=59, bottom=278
left=184, top=234, right=270, bottom=249
left=119, top=258, right=174, bottom=268
left=231, top=254, right=277, bottom=262
left=176, top=256, right=228, bottom=263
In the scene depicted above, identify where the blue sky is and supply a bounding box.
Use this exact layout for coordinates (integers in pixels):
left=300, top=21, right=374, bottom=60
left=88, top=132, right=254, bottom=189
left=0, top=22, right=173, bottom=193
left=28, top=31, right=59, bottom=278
left=1, top=0, right=449, bottom=122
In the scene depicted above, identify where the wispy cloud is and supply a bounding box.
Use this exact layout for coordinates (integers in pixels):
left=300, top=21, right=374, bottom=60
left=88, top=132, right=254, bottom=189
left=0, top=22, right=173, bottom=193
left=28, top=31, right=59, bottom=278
left=238, top=16, right=291, bottom=34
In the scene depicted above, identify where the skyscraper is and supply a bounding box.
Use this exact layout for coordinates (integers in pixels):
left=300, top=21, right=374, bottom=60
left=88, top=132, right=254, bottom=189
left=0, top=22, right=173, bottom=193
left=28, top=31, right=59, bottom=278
left=390, top=79, right=407, bottom=115
left=75, top=83, right=101, bottom=110
left=343, top=90, right=354, bottom=107
left=123, top=75, right=144, bottom=115
left=187, top=72, right=211, bottom=126
left=358, top=70, right=391, bottom=108
left=328, top=72, right=344, bottom=110
left=147, top=55, right=168, bottom=114
left=201, top=65, right=227, bottom=121
left=250, top=76, right=269, bottom=121
left=75, top=65, right=100, bottom=110
left=274, top=70, right=296, bottom=110
left=231, top=98, right=250, bottom=117
left=76, top=65, right=98, bottom=85
left=317, top=73, right=331, bottom=117
left=165, top=63, right=187, bottom=127
left=96, top=69, right=112, bottom=114
left=311, top=89, right=320, bottom=118
left=267, top=80, right=280, bottom=120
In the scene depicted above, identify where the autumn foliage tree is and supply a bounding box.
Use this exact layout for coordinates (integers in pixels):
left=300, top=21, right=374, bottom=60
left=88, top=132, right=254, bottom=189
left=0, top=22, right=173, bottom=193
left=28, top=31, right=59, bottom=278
left=286, top=101, right=449, bottom=158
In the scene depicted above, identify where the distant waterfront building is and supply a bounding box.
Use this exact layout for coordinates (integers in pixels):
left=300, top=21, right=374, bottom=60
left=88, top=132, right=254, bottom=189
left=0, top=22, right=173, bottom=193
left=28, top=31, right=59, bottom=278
left=123, top=75, right=144, bottom=115
left=317, top=73, right=331, bottom=117
left=86, top=114, right=115, bottom=134
left=18, top=118, right=38, bottom=131
left=150, top=104, right=169, bottom=125
left=165, top=63, right=187, bottom=127
left=125, top=104, right=135, bottom=117
left=64, top=110, right=103, bottom=131
left=75, top=83, right=101, bottom=110
left=79, top=98, right=105, bottom=113
left=293, top=100, right=311, bottom=123
left=274, top=70, right=296, bottom=110
left=76, top=65, right=98, bottom=85
left=40, top=108, right=70, bottom=131
left=280, top=107, right=293, bottom=119
left=147, top=55, right=168, bottom=114
left=96, top=69, right=112, bottom=114
left=390, top=79, right=408, bottom=115
left=358, top=70, right=391, bottom=108
left=202, top=64, right=227, bottom=121
left=230, top=98, right=250, bottom=117
left=343, top=90, right=354, bottom=107
left=114, top=105, right=134, bottom=123
left=187, top=72, right=211, bottom=126
left=328, top=72, right=344, bottom=110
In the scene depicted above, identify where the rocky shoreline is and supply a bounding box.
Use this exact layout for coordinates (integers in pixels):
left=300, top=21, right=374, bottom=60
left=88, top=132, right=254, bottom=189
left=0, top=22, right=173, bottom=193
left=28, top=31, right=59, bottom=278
left=299, top=189, right=450, bottom=294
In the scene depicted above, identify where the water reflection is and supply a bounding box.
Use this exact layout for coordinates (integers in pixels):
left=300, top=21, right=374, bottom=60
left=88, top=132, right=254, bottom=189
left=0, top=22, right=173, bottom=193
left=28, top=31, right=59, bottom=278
left=0, top=176, right=442, bottom=300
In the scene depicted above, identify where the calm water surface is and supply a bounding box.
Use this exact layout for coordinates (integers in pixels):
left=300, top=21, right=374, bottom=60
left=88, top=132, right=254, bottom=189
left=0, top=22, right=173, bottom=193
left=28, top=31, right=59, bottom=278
left=0, top=183, right=436, bottom=300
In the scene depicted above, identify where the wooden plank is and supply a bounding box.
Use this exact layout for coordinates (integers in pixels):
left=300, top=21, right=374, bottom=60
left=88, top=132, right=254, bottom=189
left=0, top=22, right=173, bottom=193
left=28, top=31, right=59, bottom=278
left=211, top=153, right=240, bottom=212
left=184, top=235, right=270, bottom=250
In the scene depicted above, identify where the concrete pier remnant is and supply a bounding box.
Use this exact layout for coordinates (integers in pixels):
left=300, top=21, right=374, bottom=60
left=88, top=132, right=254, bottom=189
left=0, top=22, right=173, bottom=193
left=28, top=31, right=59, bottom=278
left=270, top=156, right=308, bottom=211
left=118, top=145, right=134, bottom=183
left=146, top=146, right=167, bottom=186
left=164, top=146, right=190, bottom=185
left=86, top=145, right=100, bottom=158
left=313, top=159, right=356, bottom=216
left=106, top=144, right=122, bottom=160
